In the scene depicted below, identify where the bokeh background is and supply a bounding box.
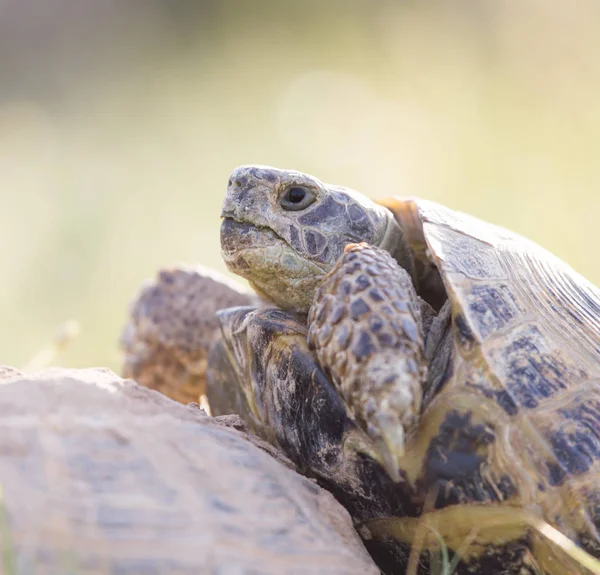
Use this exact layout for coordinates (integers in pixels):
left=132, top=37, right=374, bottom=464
left=2, top=0, right=600, bottom=371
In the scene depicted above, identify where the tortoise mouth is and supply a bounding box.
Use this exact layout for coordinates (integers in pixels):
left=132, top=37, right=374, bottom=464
left=220, top=216, right=329, bottom=313
left=220, top=216, right=294, bottom=276
left=220, top=217, right=288, bottom=260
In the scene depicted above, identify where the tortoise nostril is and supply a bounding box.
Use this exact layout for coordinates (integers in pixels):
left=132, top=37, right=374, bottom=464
left=228, top=179, right=233, bottom=188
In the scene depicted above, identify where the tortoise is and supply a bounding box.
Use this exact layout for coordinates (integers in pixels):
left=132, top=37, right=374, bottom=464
left=121, top=165, right=600, bottom=575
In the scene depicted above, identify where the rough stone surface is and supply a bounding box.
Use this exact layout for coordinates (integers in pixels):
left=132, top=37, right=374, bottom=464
left=0, top=366, right=378, bottom=575
left=0, top=364, right=23, bottom=382
left=120, top=265, right=261, bottom=405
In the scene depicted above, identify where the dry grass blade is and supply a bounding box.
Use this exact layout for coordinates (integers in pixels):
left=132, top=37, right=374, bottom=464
left=406, top=488, right=439, bottom=575
left=527, top=517, right=600, bottom=575
left=364, top=507, right=600, bottom=575
left=22, top=320, right=81, bottom=372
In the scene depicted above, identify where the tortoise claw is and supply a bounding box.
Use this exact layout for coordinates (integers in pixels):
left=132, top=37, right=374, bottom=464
left=369, top=409, right=406, bottom=483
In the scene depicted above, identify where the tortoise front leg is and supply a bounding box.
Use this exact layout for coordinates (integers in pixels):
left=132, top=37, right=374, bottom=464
left=307, top=243, right=453, bottom=482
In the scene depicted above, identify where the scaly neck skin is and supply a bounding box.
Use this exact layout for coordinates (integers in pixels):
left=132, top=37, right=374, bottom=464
left=379, top=211, right=417, bottom=284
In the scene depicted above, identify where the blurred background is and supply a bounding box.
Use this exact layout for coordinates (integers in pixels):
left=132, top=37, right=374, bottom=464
left=1, top=0, right=599, bottom=371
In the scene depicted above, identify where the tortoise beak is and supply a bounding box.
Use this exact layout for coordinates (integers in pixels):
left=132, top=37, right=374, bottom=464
left=220, top=196, right=238, bottom=219
left=220, top=180, right=242, bottom=221
left=220, top=218, right=275, bottom=260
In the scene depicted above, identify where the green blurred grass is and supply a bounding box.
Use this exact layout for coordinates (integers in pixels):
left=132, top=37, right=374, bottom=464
left=1, top=1, right=600, bottom=372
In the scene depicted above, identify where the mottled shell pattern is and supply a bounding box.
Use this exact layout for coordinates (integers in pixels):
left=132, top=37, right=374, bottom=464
left=377, top=197, right=600, bottom=566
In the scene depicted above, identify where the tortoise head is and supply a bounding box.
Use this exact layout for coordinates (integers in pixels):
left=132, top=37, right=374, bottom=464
left=221, top=165, right=411, bottom=313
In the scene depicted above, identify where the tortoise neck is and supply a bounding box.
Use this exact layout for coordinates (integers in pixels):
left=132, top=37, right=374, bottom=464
left=379, top=212, right=417, bottom=284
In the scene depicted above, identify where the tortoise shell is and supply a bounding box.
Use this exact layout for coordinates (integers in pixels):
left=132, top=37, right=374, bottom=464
left=372, top=197, right=600, bottom=570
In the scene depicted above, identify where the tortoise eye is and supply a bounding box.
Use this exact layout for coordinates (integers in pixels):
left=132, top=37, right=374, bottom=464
left=280, top=186, right=316, bottom=211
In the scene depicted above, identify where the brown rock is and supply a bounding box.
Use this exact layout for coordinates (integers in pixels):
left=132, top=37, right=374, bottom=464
left=0, top=366, right=378, bottom=574
left=120, top=265, right=261, bottom=404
